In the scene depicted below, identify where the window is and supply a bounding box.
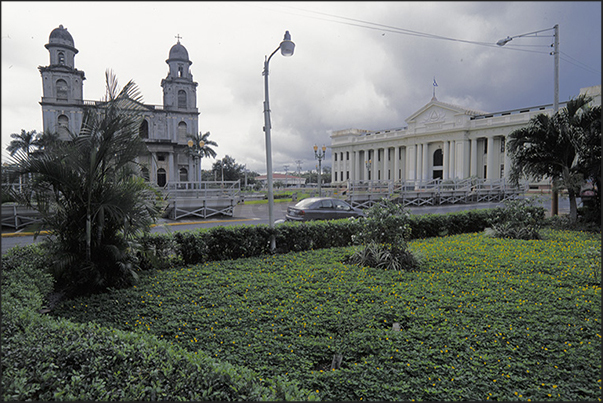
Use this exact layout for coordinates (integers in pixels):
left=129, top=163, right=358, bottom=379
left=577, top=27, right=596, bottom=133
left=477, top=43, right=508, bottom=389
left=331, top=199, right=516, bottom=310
left=141, top=167, right=150, bottom=181
left=178, top=90, right=187, bottom=109
left=346, top=171, right=349, bottom=180
left=157, top=168, right=167, bottom=187
left=340, top=152, right=343, bottom=161
left=179, top=167, right=188, bottom=182
left=433, top=149, right=443, bottom=166
left=484, top=139, right=488, bottom=154
left=157, top=154, right=165, bottom=162
left=56, top=79, right=68, bottom=100
left=178, top=121, right=187, bottom=138
left=334, top=153, right=337, bottom=162
left=500, top=137, right=506, bottom=153
left=58, top=52, right=65, bottom=65
left=139, top=120, right=149, bottom=139
left=500, top=164, right=505, bottom=178
left=178, top=66, right=184, bottom=78
left=57, top=115, right=69, bottom=136
left=334, top=172, right=338, bottom=181
left=346, top=152, right=350, bottom=160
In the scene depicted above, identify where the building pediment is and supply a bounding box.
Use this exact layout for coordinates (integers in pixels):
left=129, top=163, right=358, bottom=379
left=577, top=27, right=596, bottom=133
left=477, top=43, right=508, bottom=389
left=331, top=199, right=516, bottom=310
left=405, top=98, right=488, bottom=130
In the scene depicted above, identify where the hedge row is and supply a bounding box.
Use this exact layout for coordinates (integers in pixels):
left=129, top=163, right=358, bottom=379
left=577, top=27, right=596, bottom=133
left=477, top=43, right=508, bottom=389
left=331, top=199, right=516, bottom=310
left=143, top=208, right=503, bottom=266
left=1, top=245, right=317, bottom=401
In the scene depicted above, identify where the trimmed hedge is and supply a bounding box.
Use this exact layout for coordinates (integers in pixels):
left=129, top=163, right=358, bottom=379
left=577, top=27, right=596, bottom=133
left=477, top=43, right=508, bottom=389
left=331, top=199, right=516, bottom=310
left=1, top=245, right=317, bottom=401
left=149, top=208, right=502, bottom=266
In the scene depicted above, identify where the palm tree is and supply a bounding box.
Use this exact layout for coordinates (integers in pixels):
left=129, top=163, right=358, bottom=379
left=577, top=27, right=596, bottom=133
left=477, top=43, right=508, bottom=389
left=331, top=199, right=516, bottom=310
left=185, top=131, right=217, bottom=178
left=13, top=70, right=162, bottom=295
left=507, top=94, right=600, bottom=223
left=7, top=129, right=39, bottom=158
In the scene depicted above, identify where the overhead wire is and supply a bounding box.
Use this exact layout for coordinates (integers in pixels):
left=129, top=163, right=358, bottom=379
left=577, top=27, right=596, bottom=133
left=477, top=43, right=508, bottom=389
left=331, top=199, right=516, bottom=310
left=266, top=3, right=600, bottom=74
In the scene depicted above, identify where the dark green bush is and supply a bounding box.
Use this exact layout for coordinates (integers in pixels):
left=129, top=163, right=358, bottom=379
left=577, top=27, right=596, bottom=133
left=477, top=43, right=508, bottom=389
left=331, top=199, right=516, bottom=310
left=487, top=198, right=546, bottom=240
left=162, top=208, right=500, bottom=266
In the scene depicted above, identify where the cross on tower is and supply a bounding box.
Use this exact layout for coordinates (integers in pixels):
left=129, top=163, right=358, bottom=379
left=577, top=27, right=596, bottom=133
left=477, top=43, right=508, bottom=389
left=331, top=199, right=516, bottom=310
left=175, top=34, right=182, bottom=43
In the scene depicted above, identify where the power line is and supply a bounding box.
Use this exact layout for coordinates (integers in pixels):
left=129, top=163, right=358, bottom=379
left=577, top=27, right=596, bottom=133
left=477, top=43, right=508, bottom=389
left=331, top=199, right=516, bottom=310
left=269, top=4, right=599, bottom=71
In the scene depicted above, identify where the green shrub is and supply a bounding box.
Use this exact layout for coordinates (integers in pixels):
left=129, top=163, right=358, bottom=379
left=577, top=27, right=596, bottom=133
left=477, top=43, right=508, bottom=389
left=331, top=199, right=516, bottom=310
left=487, top=198, right=545, bottom=240
left=137, top=232, right=181, bottom=270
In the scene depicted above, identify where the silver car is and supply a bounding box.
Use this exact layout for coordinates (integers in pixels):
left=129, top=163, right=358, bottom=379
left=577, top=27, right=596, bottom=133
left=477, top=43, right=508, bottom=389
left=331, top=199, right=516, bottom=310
left=285, top=197, right=365, bottom=222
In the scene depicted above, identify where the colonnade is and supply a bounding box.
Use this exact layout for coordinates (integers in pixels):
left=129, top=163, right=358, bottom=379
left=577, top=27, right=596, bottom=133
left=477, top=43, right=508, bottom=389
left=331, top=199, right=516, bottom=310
left=332, top=135, right=509, bottom=184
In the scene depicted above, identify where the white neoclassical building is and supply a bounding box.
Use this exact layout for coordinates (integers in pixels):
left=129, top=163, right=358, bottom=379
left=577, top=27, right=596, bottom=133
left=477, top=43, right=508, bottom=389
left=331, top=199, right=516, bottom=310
left=39, top=25, right=200, bottom=188
left=330, top=85, right=601, bottom=187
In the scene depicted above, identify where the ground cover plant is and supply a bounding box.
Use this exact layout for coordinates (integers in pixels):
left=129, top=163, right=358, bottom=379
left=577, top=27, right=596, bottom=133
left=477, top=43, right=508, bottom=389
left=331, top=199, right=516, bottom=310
left=51, top=229, right=601, bottom=401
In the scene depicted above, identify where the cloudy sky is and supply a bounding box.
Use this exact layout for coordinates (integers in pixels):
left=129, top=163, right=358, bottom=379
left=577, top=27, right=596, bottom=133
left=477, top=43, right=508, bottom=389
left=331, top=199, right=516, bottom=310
left=2, top=1, right=601, bottom=174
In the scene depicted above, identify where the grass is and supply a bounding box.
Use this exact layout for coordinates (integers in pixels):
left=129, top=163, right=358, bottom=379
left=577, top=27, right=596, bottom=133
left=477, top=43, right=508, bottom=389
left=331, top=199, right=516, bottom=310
left=52, top=229, right=601, bottom=401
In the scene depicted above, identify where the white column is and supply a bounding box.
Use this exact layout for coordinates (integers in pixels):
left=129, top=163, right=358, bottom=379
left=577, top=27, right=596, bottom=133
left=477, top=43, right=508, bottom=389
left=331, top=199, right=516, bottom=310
left=407, top=145, right=416, bottom=181
left=443, top=141, right=449, bottom=180
left=470, top=138, right=478, bottom=177
left=449, top=140, right=456, bottom=179
left=372, top=148, right=378, bottom=180
left=503, top=139, right=511, bottom=179
left=416, top=144, right=422, bottom=183
left=151, top=152, right=157, bottom=184
left=393, top=147, right=399, bottom=181
left=168, top=152, right=175, bottom=183
left=486, top=136, right=495, bottom=180
left=422, top=142, right=429, bottom=181
left=354, top=151, right=360, bottom=181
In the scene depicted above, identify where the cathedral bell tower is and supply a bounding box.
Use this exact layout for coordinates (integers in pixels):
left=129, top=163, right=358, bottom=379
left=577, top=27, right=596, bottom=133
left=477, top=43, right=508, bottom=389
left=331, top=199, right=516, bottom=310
left=39, top=25, right=86, bottom=139
left=161, top=36, right=198, bottom=111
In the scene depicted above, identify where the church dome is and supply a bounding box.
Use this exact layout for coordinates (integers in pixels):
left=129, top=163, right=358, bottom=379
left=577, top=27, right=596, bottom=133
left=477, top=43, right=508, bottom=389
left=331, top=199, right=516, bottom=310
left=168, top=42, right=189, bottom=61
left=49, top=24, right=74, bottom=47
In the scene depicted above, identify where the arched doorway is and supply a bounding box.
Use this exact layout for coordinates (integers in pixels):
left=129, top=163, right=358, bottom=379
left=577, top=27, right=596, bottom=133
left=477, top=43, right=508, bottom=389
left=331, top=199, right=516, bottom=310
left=157, top=168, right=167, bottom=187
left=433, top=149, right=443, bottom=179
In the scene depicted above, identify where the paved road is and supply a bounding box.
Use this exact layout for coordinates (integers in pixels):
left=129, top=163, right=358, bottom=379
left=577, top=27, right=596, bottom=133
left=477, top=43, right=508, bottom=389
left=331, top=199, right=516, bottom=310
left=1, top=194, right=570, bottom=254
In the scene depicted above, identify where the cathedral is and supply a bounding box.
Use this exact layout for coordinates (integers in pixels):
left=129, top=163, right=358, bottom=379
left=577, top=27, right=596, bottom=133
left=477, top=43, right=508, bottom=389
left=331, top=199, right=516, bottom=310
left=39, top=25, right=200, bottom=187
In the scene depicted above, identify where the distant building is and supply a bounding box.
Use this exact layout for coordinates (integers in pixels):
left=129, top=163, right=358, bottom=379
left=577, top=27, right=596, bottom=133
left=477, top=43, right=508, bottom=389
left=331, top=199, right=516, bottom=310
left=255, top=173, right=306, bottom=187
left=330, top=85, right=601, bottom=187
left=39, top=25, right=200, bottom=187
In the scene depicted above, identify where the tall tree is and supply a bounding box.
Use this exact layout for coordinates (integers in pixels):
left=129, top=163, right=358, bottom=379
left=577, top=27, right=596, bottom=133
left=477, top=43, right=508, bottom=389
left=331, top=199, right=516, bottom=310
left=185, top=131, right=218, bottom=173
left=211, top=155, right=246, bottom=182
left=7, top=129, right=39, bottom=158
left=507, top=94, right=600, bottom=223
left=13, top=70, right=161, bottom=295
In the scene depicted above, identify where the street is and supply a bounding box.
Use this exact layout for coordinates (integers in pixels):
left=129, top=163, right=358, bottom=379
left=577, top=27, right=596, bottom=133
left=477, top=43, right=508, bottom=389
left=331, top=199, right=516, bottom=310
left=1, top=194, right=570, bottom=254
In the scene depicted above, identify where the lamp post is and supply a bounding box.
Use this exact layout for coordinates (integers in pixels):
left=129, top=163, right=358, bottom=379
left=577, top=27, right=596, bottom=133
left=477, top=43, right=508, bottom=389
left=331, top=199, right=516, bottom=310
left=263, top=30, right=295, bottom=251
left=314, top=144, right=326, bottom=197
left=497, top=24, right=559, bottom=214
left=187, top=139, right=205, bottom=185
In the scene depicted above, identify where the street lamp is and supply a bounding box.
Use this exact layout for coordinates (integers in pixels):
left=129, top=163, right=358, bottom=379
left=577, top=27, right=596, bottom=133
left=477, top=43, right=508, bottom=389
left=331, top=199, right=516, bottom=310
left=263, top=30, right=295, bottom=251
left=314, top=144, right=326, bottom=197
left=497, top=24, right=559, bottom=213
left=187, top=139, right=205, bottom=185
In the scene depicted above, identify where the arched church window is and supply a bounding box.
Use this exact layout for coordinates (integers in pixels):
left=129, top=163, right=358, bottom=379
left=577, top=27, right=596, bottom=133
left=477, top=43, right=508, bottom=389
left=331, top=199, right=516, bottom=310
left=178, top=65, right=184, bottom=77
left=178, top=90, right=187, bottom=109
left=139, top=120, right=149, bottom=139
left=433, top=149, right=443, bottom=166
left=178, top=121, right=187, bottom=138
left=58, top=52, right=65, bottom=65
left=57, top=114, right=69, bottom=136
left=56, top=79, right=68, bottom=100
left=179, top=167, right=188, bottom=182
left=141, top=167, right=150, bottom=182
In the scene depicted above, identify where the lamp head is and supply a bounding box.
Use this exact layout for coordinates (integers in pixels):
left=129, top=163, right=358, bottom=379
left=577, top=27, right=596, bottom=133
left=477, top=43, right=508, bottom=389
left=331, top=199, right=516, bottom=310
left=496, top=36, right=512, bottom=46
left=187, top=139, right=194, bottom=148
left=199, top=140, right=205, bottom=148
left=313, top=144, right=318, bottom=152
left=280, top=31, right=295, bottom=57
left=321, top=145, right=326, bottom=152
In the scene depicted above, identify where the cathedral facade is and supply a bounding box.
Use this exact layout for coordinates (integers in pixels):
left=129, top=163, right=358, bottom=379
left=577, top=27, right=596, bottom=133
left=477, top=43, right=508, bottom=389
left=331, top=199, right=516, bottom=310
left=39, top=25, right=200, bottom=187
